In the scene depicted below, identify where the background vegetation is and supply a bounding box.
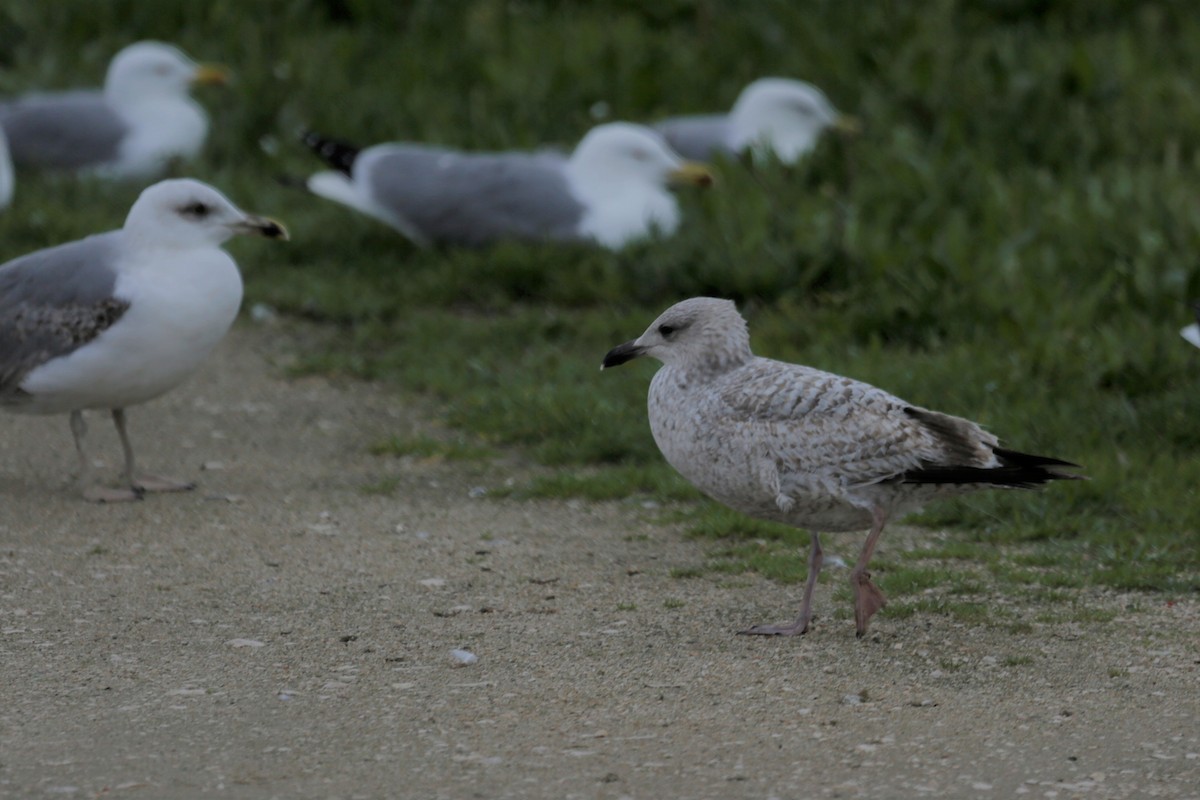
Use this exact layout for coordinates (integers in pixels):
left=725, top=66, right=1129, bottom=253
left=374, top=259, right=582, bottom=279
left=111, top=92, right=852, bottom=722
left=2, top=0, right=1198, bottom=608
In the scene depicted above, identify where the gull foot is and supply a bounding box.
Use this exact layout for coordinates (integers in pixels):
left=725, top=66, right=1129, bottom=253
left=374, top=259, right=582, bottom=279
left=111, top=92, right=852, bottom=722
left=853, top=574, right=887, bottom=638
left=133, top=474, right=196, bottom=494
left=83, top=485, right=145, bottom=503
left=738, top=617, right=811, bottom=636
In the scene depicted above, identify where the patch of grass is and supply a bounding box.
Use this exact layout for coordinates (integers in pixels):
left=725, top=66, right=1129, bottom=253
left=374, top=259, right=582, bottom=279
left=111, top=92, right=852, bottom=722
left=359, top=477, right=402, bottom=496
left=493, top=464, right=700, bottom=502
left=663, top=598, right=686, bottom=609
left=616, top=602, right=637, bottom=611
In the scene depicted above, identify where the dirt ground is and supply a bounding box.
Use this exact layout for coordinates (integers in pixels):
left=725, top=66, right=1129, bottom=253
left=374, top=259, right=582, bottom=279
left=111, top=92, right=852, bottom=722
left=1, top=322, right=1197, bottom=800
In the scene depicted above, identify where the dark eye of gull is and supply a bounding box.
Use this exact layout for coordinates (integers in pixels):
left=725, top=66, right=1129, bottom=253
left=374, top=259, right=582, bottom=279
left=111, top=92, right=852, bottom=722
left=179, top=201, right=210, bottom=219
left=658, top=323, right=677, bottom=337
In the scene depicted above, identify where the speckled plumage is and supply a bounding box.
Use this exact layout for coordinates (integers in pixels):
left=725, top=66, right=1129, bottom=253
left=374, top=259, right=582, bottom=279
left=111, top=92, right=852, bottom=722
left=604, top=297, right=1079, bottom=637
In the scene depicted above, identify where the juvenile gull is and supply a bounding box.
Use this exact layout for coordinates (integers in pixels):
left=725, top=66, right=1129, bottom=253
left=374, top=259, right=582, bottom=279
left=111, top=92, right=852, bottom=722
left=0, top=41, right=229, bottom=179
left=0, top=178, right=287, bottom=502
left=301, top=122, right=713, bottom=250
left=655, top=78, right=859, bottom=165
left=603, top=297, right=1080, bottom=638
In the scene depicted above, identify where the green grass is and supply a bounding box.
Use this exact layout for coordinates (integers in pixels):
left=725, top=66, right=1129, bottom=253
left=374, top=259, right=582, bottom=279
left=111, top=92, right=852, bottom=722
left=3, top=1, right=1199, bottom=605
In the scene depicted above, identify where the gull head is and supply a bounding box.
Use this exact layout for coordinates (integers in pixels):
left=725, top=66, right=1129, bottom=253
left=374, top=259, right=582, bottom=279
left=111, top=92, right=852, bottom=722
left=603, top=297, right=753, bottom=375
left=123, top=178, right=288, bottom=249
left=105, top=41, right=230, bottom=104
left=570, top=122, right=712, bottom=190
left=730, top=78, right=859, bottom=163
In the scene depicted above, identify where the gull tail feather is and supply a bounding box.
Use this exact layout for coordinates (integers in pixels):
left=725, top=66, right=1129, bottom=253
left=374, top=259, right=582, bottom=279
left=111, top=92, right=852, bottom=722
left=901, top=447, right=1083, bottom=489
left=301, top=130, right=360, bottom=176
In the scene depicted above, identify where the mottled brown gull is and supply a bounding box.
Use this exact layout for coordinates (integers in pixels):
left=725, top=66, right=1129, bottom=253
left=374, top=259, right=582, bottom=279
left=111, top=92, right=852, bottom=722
left=0, top=179, right=287, bottom=502
left=654, top=78, right=859, bottom=165
left=301, top=122, right=713, bottom=250
left=0, top=41, right=229, bottom=179
left=603, top=297, right=1081, bottom=638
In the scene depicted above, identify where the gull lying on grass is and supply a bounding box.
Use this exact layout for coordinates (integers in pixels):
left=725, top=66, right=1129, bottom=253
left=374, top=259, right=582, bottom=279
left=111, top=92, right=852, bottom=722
left=655, top=77, right=859, bottom=165
left=1180, top=303, right=1200, bottom=348
left=0, top=128, right=12, bottom=209
left=301, top=122, right=712, bottom=250
left=0, top=178, right=287, bottom=502
left=603, top=297, right=1081, bottom=638
left=0, top=41, right=229, bottom=179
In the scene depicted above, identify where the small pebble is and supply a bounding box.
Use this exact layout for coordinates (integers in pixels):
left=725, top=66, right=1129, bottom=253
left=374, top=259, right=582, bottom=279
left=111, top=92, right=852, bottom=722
left=451, top=649, right=478, bottom=666
left=226, top=638, right=266, bottom=648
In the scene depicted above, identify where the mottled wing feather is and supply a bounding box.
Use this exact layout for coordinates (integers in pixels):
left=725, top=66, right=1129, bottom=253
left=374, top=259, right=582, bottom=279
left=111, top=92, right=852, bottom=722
left=654, top=115, right=733, bottom=161
left=0, top=232, right=128, bottom=399
left=364, top=146, right=586, bottom=246
left=713, top=359, right=990, bottom=489
left=0, top=92, right=128, bottom=169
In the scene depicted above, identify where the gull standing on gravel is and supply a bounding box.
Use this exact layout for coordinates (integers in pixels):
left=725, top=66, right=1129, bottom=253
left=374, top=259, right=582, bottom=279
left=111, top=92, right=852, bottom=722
left=603, top=297, right=1080, bottom=638
left=655, top=78, right=859, bottom=165
left=0, top=178, right=287, bottom=502
left=301, top=122, right=713, bottom=249
left=0, top=41, right=229, bottom=179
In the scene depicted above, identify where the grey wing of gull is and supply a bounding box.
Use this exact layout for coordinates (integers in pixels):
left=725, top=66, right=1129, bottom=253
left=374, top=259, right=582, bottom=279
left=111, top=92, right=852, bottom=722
left=0, top=231, right=130, bottom=401
left=712, top=359, right=967, bottom=489
left=0, top=91, right=128, bottom=169
left=364, top=146, right=586, bottom=247
left=654, top=115, right=734, bottom=161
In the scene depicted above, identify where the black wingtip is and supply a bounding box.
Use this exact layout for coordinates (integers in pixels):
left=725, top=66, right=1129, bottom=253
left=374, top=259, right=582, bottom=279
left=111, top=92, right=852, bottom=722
left=300, top=129, right=361, bottom=176
left=902, top=447, right=1084, bottom=489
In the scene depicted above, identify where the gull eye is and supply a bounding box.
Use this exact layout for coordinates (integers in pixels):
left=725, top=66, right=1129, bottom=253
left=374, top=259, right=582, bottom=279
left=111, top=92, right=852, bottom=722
left=153, top=63, right=172, bottom=76
left=179, top=201, right=210, bottom=218
left=658, top=323, right=677, bottom=337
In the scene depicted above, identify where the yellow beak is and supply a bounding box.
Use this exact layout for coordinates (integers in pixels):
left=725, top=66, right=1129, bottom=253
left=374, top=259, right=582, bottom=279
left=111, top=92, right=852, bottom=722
left=831, top=113, right=862, bottom=137
left=192, top=63, right=232, bottom=87
left=668, top=161, right=715, bottom=189
left=234, top=215, right=289, bottom=241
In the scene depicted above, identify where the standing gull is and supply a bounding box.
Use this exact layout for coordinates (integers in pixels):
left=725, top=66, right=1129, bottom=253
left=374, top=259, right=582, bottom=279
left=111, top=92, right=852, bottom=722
left=0, top=41, right=229, bottom=179
left=603, top=298, right=1080, bottom=638
left=301, top=122, right=713, bottom=250
left=655, top=78, right=859, bottom=165
left=0, top=178, right=287, bottom=502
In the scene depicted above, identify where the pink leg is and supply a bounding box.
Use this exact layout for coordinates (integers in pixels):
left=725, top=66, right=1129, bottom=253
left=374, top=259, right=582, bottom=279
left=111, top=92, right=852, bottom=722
left=739, top=531, right=823, bottom=636
left=71, top=410, right=142, bottom=503
left=850, top=507, right=889, bottom=638
left=112, top=409, right=195, bottom=494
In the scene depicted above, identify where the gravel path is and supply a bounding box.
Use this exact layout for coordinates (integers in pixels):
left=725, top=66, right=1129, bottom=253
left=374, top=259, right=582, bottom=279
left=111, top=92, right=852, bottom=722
left=1, top=323, right=1197, bottom=799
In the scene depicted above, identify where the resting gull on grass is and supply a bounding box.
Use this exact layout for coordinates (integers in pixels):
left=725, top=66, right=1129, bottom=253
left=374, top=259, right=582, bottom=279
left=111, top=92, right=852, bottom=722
left=0, top=178, right=287, bottom=502
left=0, top=41, right=229, bottom=179
left=603, top=297, right=1081, bottom=638
left=655, top=77, right=859, bottom=165
left=301, top=122, right=713, bottom=249
left=0, top=128, right=12, bottom=209
left=1180, top=302, right=1200, bottom=349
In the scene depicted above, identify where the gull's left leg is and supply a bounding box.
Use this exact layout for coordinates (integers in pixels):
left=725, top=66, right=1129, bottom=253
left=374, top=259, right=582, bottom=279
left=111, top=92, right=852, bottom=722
left=739, top=530, right=824, bottom=636
left=72, top=410, right=142, bottom=502
left=111, top=408, right=195, bottom=494
left=849, top=506, right=889, bottom=638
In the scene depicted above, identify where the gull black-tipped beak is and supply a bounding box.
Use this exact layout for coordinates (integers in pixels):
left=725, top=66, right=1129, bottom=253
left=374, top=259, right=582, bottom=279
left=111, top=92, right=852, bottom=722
left=235, top=215, right=289, bottom=241
left=601, top=340, right=645, bottom=370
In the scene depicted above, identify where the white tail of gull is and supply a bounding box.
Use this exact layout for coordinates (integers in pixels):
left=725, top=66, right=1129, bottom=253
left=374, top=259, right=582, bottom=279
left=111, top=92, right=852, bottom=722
left=0, top=178, right=287, bottom=502
left=301, top=122, right=713, bottom=250
left=603, top=297, right=1081, bottom=638
left=0, top=41, right=229, bottom=179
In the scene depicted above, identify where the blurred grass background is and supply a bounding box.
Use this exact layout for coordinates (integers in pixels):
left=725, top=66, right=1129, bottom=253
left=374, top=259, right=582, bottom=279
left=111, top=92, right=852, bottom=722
left=1, top=0, right=1198, bottom=600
